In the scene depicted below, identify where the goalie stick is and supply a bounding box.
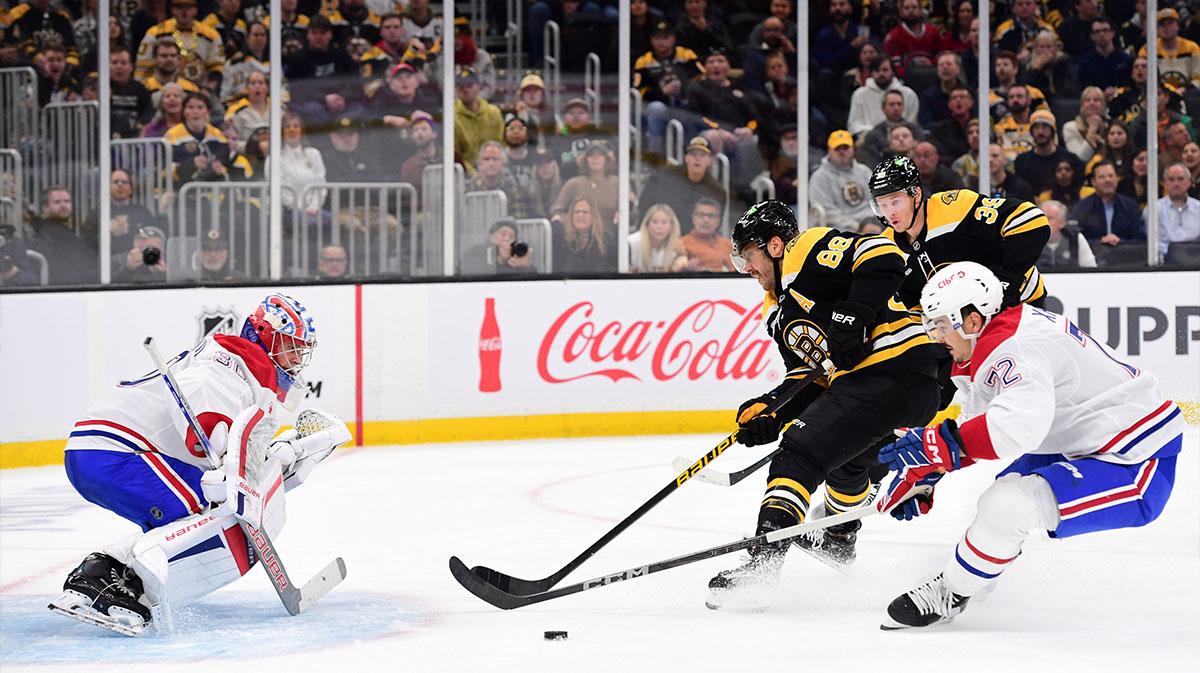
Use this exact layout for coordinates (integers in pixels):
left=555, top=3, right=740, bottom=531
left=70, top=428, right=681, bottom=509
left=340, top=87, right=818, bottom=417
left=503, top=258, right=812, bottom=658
left=671, top=360, right=834, bottom=486
left=449, top=484, right=929, bottom=610
left=465, top=366, right=829, bottom=597
left=144, top=337, right=346, bottom=616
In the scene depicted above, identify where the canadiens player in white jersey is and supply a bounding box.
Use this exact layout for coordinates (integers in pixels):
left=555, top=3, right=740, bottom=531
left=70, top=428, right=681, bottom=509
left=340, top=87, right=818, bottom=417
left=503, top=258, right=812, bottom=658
left=873, top=262, right=1185, bottom=629
left=49, top=293, right=351, bottom=634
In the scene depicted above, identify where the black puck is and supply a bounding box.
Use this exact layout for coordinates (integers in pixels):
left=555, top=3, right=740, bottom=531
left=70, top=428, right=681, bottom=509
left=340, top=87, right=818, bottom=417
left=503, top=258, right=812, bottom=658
left=544, top=630, right=568, bottom=640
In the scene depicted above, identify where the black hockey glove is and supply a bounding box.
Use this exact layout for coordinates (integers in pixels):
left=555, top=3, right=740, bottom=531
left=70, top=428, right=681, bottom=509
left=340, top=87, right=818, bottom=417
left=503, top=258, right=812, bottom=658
left=827, top=300, right=875, bottom=371
left=735, top=392, right=783, bottom=447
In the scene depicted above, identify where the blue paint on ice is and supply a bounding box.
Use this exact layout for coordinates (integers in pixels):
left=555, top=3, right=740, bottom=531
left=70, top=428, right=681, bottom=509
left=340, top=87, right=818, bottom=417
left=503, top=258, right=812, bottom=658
left=2, top=591, right=429, bottom=665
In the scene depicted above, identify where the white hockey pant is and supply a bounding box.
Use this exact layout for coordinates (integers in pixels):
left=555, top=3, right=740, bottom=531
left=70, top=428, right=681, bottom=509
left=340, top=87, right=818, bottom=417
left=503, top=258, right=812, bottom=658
left=943, top=473, right=1060, bottom=597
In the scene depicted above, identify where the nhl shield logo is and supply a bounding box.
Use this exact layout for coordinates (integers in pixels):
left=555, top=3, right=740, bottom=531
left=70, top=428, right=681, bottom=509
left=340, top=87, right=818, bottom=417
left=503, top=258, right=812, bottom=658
left=196, top=306, right=240, bottom=341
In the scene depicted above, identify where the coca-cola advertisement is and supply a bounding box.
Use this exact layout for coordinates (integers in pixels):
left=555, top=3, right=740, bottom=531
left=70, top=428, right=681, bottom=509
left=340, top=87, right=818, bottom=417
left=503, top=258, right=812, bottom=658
left=431, top=280, right=785, bottom=415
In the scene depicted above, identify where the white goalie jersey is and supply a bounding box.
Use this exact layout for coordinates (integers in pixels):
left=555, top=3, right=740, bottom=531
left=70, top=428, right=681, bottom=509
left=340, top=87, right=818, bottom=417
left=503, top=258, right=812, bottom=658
left=953, top=304, right=1185, bottom=465
left=66, top=335, right=298, bottom=470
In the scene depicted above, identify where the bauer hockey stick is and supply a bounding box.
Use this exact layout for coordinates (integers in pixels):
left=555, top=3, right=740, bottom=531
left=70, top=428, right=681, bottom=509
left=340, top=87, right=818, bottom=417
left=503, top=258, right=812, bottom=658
left=463, top=365, right=828, bottom=597
left=144, top=337, right=346, bottom=616
left=670, top=360, right=834, bottom=486
left=449, top=484, right=930, bottom=610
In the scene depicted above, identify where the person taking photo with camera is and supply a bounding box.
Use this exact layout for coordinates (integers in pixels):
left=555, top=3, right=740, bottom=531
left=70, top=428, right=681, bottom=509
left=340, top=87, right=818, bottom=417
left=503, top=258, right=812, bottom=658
left=113, top=225, right=169, bottom=283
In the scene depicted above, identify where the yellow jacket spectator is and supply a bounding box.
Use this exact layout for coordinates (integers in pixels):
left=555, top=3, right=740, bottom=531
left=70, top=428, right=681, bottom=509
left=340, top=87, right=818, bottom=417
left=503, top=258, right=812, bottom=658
left=1137, top=9, right=1200, bottom=91
left=7, top=0, right=79, bottom=67
left=453, top=68, right=504, bottom=174
left=135, top=0, right=225, bottom=88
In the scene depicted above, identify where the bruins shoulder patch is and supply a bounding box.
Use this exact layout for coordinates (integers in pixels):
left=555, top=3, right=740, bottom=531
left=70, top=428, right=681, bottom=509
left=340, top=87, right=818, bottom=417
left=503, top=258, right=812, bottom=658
left=940, top=190, right=959, bottom=204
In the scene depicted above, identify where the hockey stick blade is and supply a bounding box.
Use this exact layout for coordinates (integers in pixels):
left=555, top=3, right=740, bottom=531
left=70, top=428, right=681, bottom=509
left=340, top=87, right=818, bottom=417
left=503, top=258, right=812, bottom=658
left=449, top=485, right=929, bottom=610
left=671, top=447, right=783, bottom=486
left=296, top=557, right=348, bottom=614
left=463, top=368, right=827, bottom=597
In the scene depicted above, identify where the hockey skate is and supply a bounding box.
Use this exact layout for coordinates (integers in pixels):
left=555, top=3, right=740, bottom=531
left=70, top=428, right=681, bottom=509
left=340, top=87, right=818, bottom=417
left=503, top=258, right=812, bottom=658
left=705, top=540, right=788, bottom=611
left=48, top=553, right=152, bottom=636
left=792, top=518, right=860, bottom=571
left=880, top=574, right=970, bottom=630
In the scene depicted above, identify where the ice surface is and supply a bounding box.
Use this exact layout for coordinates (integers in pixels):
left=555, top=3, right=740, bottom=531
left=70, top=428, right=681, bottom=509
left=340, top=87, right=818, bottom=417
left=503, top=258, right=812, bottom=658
left=2, top=430, right=1197, bottom=672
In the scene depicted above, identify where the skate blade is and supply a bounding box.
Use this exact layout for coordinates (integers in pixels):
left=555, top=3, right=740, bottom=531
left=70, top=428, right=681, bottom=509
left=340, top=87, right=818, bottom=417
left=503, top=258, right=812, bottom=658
left=705, top=586, right=774, bottom=612
left=48, top=595, right=145, bottom=637
left=878, top=613, right=958, bottom=631
left=792, top=542, right=853, bottom=574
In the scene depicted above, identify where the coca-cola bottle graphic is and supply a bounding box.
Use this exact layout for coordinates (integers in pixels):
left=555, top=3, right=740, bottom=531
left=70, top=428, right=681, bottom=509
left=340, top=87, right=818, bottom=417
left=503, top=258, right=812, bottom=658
left=479, top=297, right=502, bottom=392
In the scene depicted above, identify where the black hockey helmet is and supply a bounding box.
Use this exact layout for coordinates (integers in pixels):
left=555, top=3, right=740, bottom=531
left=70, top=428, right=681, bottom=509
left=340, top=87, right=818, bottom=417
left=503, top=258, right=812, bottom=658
left=732, top=200, right=798, bottom=252
left=869, top=155, right=925, bottom=229
left=869, top=155, right=921, bottom=199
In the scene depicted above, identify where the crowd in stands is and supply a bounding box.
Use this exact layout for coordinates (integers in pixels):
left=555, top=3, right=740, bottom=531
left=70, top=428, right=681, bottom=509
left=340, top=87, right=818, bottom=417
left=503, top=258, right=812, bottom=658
left=2, top=0, right=1200, bottom=287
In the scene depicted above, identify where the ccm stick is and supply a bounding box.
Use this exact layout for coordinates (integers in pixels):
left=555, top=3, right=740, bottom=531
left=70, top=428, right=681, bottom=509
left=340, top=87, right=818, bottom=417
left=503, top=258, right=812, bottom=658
left=465, top=366, right=829, bottom=597
left=144, top=337, right=345, bottom=616
left=450, top=485, right=929, bottom=610
left=672, top=360, right=835, bottom=486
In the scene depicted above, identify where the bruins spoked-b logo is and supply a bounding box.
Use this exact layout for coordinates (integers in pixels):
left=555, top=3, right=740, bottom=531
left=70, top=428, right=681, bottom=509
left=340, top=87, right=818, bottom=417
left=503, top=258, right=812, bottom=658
left=782, top=319, right=829, bottom=369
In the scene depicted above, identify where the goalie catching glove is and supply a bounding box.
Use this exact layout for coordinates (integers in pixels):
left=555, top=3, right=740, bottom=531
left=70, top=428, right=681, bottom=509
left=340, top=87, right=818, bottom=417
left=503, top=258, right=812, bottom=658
left=266, top=409, right=352, bottom=491
left=876, top=420, right=973, bottom=520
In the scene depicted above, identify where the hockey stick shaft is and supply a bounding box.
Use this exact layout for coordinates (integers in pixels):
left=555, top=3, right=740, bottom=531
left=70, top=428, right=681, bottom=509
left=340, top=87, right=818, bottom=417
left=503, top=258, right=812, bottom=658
left=467, top=365, right=828, bottom=596
left=144, top=337, right=341, bottom=616
left=450, top=485, right=927, bottom=610
left=672, top=361, right=834, bottom=487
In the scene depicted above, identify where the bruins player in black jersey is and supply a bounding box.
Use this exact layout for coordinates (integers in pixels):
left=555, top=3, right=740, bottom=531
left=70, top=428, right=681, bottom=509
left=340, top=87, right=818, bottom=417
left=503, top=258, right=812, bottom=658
left=869, top=155, right=1050, bottom=309
left=706, top=201, right=944, bottom=609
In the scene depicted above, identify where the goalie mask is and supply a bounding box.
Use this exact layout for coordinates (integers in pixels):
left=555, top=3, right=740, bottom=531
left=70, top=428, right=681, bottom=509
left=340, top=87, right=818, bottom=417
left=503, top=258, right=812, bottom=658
left=919, top=262, right=1004, bottom=343
left=242, top=294, right=317, bottom=387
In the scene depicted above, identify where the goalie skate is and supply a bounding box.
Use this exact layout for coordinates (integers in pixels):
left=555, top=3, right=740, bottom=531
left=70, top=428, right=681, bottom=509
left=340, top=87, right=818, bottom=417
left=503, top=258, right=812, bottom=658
left=48, top=553, right=153, bottom=636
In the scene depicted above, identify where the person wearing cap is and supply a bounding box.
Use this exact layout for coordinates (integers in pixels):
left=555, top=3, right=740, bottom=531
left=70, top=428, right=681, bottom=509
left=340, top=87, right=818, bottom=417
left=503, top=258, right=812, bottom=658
left=323, top=114, right=380, bottom=182
left=634, top=20, right=701, bottom=155
left=638, top=135, right=726, bottom=237
left=552, top=97, right=613, bottom=180
left=461, top=218, right=538, bottom=275
left=512, top=74, right=552, bottom=141
left=686, top=46, right=758, bottom=150
left=550, top=140, right=620, bottom=228
left=6, top=0, right=79, bottom=68
left=1138, top=8, right=1200, bottom=91
left=674, top=0, right=732, bottom=64
left=199, top=228, right=246, bottom=281
left=858, top=90, right=924, bottom=167
left=283, top=12, right=361, bottom=126
left=370, top=60, right=439, bottom=128
left=453, top=66, right=504, bottom=174
left=1014, top=108, right=1085, bottom=196
left=431, top=15, right=497, bottom=100
left=134, top=0, right=226, bottom=88
left=113, top=224, right=168, bottom=284
left=811, top=130, right=875, bottom=230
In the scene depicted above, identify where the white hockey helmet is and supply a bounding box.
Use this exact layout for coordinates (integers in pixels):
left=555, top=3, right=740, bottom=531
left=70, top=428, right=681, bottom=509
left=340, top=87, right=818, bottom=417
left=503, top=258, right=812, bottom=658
left=920, top=261, right=1004, bottom=341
